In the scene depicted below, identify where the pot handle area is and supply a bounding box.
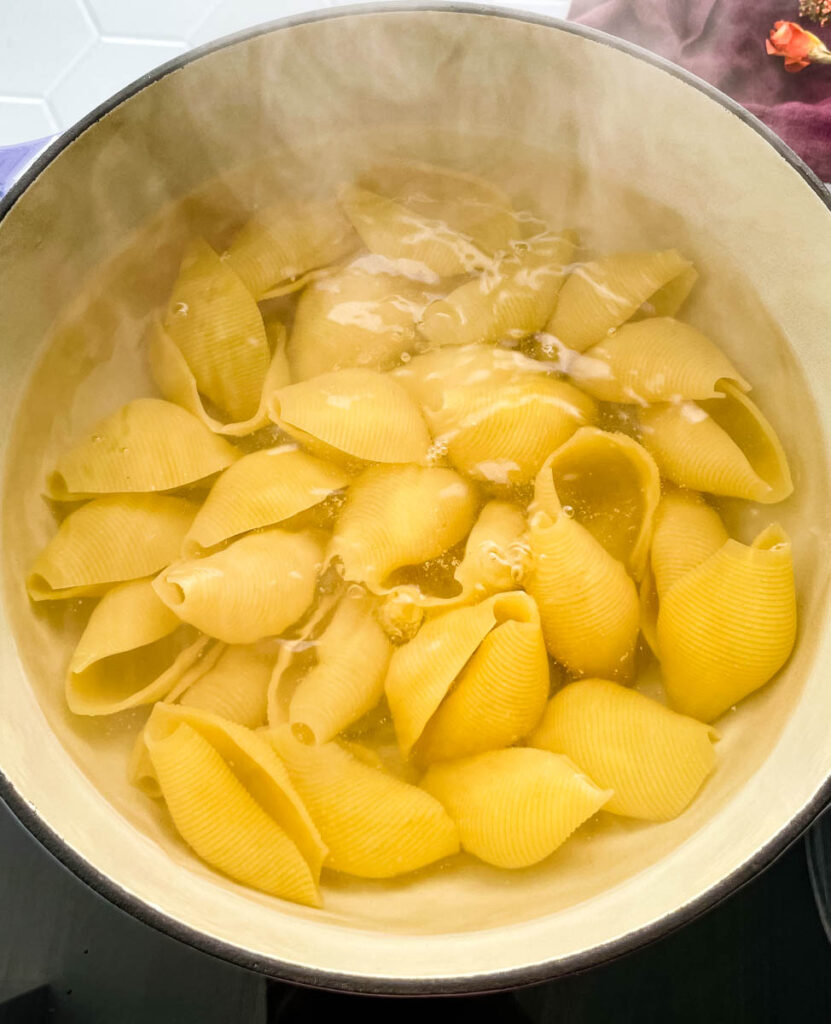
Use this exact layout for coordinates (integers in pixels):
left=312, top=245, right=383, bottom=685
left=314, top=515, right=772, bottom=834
left=0, top=136, right=55, bottom=200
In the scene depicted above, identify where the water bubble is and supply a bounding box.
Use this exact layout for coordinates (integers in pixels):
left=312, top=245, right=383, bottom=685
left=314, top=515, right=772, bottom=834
left=562, top=504, right=575, bottom=518
left=91, top=434, right=103, bottom=443
left=399, top=351, right=412, bottom=363
left=173, top=302, right=189, bottom=317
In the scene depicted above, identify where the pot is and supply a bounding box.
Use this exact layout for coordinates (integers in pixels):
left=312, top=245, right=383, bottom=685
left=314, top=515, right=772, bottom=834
left=1, top=2, right=830, bottom=996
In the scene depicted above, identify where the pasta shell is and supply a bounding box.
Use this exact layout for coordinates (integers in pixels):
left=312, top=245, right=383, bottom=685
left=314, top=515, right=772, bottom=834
left=657, top=524, right=797, bottom=721
left=153, top=529, right=324, bottom=644
left=174, top=643, right=275, bottom=728
left=339, top=184, right=488, bottom=279
left=47, top=399, right=239, bottom=500
left=529, top=679, right=717, bottom=821
left=27, top=495, right=196, bottom=601
left=453, top=499, right=531, bottom=599
left=182, top=446, right=349, bottom=557
left=287, top=261, right=429, bottom=381
left=327, top=464, right=478, bottom=591
left=421, top=747, right=611, bottom=869
left=142, top=703, right=326, bottom=905
left=569, top=318, right=749, bottom=404
left=225, top=200, right=358, bottom=299
left=289, top=590, right=393, bottom=744
left=639, top=381, right=793, bottom=503
left=639, top=562, right=660, bottom=658
left=650, top=490, right=729, bottom=598
left=267, top=727, right=459, bottom=878
left=269, top=369, right=432, bottom=465
left=545, top=249, right=696, bottom=353
left=419, top=231, right=576, bottom=348
left=544, top=427, right=660, bottom=579
left=385, top=592, right=548, bottom=760
left=162, top=239, right=271, bottom=422
left=526, top=458, right=639, bottom=681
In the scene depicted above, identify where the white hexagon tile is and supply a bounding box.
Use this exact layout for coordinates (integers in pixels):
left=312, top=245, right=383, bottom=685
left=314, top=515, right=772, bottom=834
left=0, top=0, right=571, bottom=146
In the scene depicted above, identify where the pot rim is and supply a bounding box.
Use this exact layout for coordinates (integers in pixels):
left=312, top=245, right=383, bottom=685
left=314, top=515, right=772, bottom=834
left=1, top=1, right=830, bottom=997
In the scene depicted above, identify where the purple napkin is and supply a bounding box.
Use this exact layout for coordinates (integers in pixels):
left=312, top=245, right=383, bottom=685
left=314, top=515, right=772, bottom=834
left=0, top=137, right=54, bottom=199
left=570, top=0, right=831, bottom=180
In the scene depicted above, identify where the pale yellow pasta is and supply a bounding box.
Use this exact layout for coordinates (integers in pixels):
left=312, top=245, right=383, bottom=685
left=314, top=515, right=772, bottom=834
left=650, top=490, right=729, bottom=598
left=267, top=727, right=459, bottom=878
left=526, top=457, right=639, bottom=681
left=453, top=499, right=531, bottom=599
left=544, top=427, right=660, bottom=580
left=182, top=446, right=349, bottom=557
left=27, top=495, right=196, bottom=601
left=545, top=249, right=696, bottom=352
left=142, top=704, right=326, bottom=905
left=569, top=318, right=749, bottom=404
left=47, top=399, right=239, bottom=500
left=658, top=524, right=796, bottom=721
left=287, top=261, right=429, bottom=381
left=421, top=747, right=611, bottom=869
left=224, top=199, right=358, bottom=299
left=288, top=590, right=392, bottom=744
left=529, top=679, right=717, bottom=821
left=174, top=643, right=275, bottom=728
left=327, top=464, right=477, bottom=591
left=153, top=529, right=324, bottom=644
left=269, top=369, right=432, bottom=465
left=639, top=381, right=793, bottom=503
left=385, top=592, right=548, bottom=762
left=638, top=563, right=660, bottom=658
left=419, top=231, right=576, bottom=348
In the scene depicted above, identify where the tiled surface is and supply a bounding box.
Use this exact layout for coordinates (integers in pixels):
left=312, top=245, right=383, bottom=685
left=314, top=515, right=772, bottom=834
left=0, top=0, right=571, bottom=146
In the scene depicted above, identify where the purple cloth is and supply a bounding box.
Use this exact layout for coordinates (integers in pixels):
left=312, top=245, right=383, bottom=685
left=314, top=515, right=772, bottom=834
left=570, top=0, right=831, bottom=180
left=0, top=137, right=54, bottom=199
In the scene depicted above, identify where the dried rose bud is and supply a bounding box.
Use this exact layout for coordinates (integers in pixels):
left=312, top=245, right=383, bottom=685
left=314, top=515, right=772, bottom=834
left=766, top=20, right=831, bottom=72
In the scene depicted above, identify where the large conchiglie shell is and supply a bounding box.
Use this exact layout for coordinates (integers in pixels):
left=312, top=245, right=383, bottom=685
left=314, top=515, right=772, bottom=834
left=267, top=727, right=459, bottom=878
left=339, top=184, right=488, bottom=278
left=570, top=318, right=749, bottom=404
left=650, top=490, right=729, bottom=598
left=287, top=262, right=429, bottom=381
left=269, top=369, right=431, bottom=465
left=327, top=465, right=477, bottom=591
left=639, top=381, right=793, bottom=503
left=657, top=524, right=797, bottom=722
left=545, top=249, right=696, bottom=352
left=289, top=590, right=392, bottom=744
left=27, top=495, right=196, bottom=601
left=225, top=200, right=358, bottom=299
left=149, top=319, right=291, bottom=437
left=529, top=679, right=717, bottom=821
left=545, top=427, right=660, bottom=579
left=361, top=159, right=518, bottom=255
left=153, top=529, right=323, bottom=644
left=639, top=563, right=660, bottom=658
left=415, top=593, right=549, bottom=763
left=47, top=399, right=239, bottom=500
left=526, top=459, right=639, bottom=681
left=174, top=643, right=275, bottom=728
left=454, top=500, right=531, bottom=598
left=162, top=239, right=270, bottom=422
left=419, top=231, right=576, bottom=348
left=421, top=748, right=611, bottom=869
left=182, top=447, right=348, bottom=557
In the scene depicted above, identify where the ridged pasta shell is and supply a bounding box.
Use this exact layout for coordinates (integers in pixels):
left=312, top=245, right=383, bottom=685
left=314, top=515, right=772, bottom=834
left=47, top=399, right=239, bottom=500
left=545, top=249, right=696, bottom=353
left=149, top=318, right=291, bottom=436
left=153, top=529, right=324, bottom=644
left=225, top=199, right=358, bottom=299
left=421, top=747, right=611, bottom=869
left=162, top=239, right=271, bottom=422
left=174, top=643, right=275, bottom=728
left=650, top=490, right=729, bottom=598
left=529, top=678, right=718, bottom=821
left=638, top=381, right=793, bottom=503
left=339, top=184, right=488, bottom=278
left=267, top=727, right=459, bottom=878
left=142, top=704, right=326, bottom=905
left=327, top=464, right=478, bottom=591
left=269, top=369, right=432, bottom=465
left=289, top=590, right=392, bottom=744
left=657, top=524, right=797, bottom=721
left=27, top=495, right=196, bottom=601
left=526, top=458, right=639, bottom=680
left=570, top=318, right=749, bottom=404
left=385, top=591, right=549, bottom=761
left=419, top=231, right=576, bottom=348
left=544, top=427, right=660, bottom=580
left=66, top=578, right=219, bottom=716
left=639, top=563, right=660, bottom=658
left=454, top=500, right=531, bottom=598
left=182, top=446, right=349, bottom=557
left=287, top=261, right=429, bottom=381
